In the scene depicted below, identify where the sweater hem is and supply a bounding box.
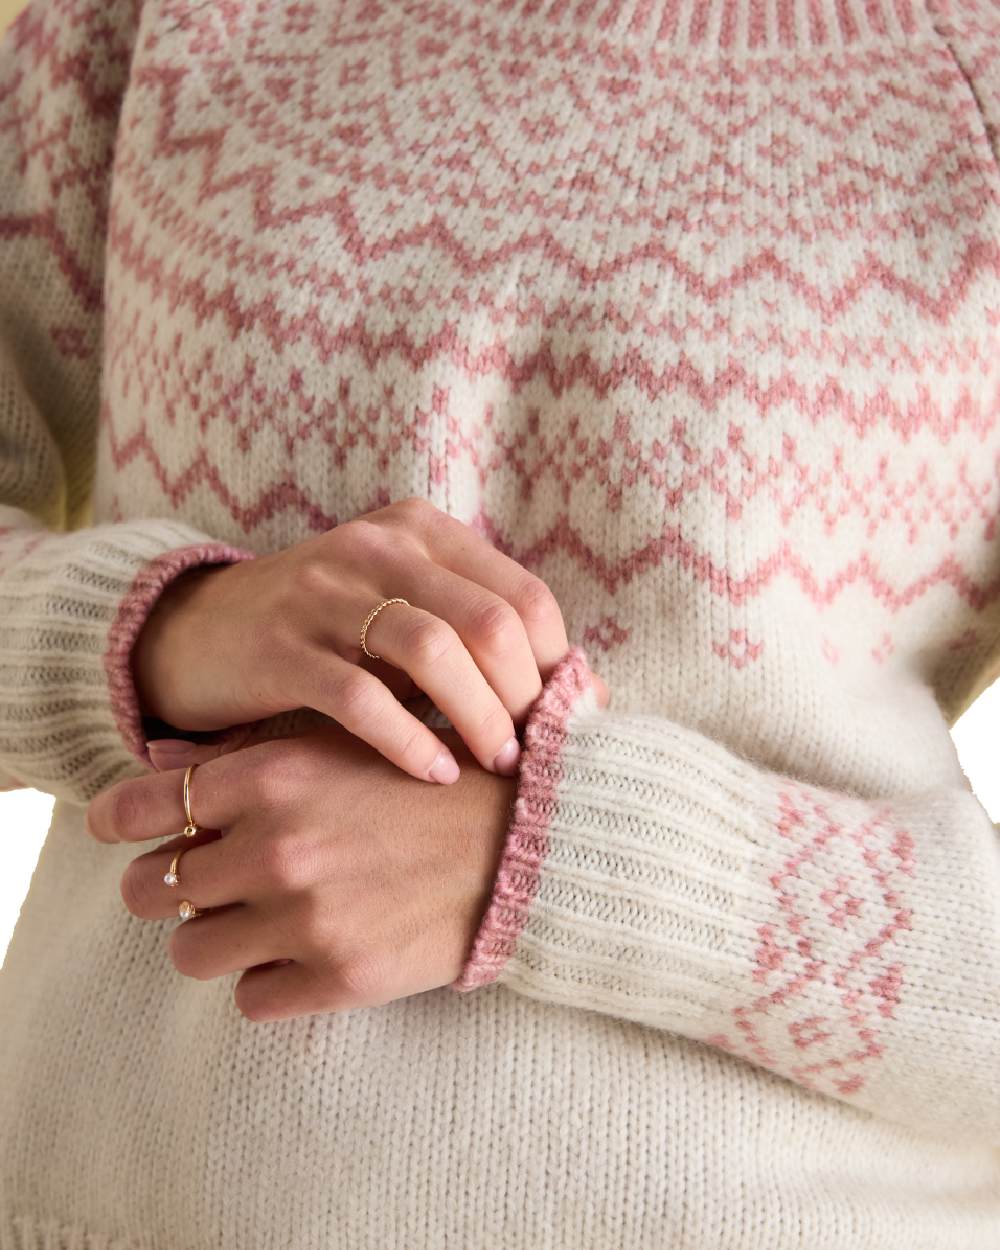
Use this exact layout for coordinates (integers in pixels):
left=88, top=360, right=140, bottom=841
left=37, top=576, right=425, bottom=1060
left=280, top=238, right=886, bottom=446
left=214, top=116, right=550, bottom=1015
left=1, top=1210, right=156, bottom=1250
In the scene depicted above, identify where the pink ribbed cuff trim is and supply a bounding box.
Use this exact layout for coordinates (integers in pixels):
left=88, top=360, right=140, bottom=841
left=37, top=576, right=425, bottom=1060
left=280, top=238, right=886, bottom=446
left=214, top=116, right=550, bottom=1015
left=103, top=542, right=258, bottom=768
left=451, top=643, right=595, bottom=992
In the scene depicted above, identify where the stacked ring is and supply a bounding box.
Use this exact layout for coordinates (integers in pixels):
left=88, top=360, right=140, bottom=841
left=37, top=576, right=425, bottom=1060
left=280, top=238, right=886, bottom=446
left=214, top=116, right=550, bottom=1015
left=163, top=848, right=185, bottom=888
left=173, top=762, right=204, bottom=920
left=359, top=597, right=409, bottom=661
left=182, top=763, right=201, bottom=837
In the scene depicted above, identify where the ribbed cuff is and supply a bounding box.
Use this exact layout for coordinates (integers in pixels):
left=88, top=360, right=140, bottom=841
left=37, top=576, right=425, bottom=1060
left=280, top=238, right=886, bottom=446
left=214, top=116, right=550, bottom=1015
left=104, top=542, right=258, bottom=769
left=451, top=644, right=598, bottom=991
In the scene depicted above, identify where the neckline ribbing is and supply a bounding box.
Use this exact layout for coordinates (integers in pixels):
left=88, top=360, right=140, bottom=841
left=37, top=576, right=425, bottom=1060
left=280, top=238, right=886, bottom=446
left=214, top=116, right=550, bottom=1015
left=456, top=0, right=934, bottom=52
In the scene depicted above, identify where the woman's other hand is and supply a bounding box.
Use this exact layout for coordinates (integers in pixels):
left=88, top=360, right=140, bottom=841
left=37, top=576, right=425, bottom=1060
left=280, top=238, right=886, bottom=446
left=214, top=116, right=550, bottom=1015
left=132, top=497, right=607, bottom=783
left=88, top=726, right=517, bottom=1021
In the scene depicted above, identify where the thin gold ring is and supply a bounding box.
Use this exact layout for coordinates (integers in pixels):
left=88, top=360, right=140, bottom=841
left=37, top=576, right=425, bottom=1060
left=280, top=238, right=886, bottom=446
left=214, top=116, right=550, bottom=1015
left=177, top=766, right=206, bottom=918
left=163, top=845, right=187, bottom=888
left=360, top=597, right=409, bottom=661
left=182, top=763, right=201, bottom=837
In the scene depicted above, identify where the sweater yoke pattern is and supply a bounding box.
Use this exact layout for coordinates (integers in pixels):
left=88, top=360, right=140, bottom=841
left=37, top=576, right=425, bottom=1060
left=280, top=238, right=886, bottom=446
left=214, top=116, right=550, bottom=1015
left=1, top=2, right=999, bottom=1248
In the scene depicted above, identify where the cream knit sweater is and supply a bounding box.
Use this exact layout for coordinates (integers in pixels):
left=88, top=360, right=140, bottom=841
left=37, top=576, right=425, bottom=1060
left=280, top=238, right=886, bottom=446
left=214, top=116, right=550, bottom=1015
left=1, top=0, right=1000, bottom=1246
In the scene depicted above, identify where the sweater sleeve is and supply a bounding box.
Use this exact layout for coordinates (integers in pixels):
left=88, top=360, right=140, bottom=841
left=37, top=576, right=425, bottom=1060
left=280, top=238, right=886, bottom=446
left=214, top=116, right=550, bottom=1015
left=451, top=645, right=1000, bottom=1147
left=0, top=0, right=256, bottom=805
left=451, top=2, right=1000, bottom=1148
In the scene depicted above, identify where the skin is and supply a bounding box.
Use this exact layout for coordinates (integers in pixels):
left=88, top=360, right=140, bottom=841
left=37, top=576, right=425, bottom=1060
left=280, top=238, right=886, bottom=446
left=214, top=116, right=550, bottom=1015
left=92, top=501, right=609, bottom=1020
left=132, top=497, right=605, bottom=784
left=87, top=725, right=518, bottom=1021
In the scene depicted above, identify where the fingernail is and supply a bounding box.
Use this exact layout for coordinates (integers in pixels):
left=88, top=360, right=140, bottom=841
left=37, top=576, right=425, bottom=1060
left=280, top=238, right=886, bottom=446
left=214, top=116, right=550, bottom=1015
left=493, top=736, right=521, bottom=777
left=428, top=747, right=460, bottom=785
left=145, top=738, right=196, bottom=758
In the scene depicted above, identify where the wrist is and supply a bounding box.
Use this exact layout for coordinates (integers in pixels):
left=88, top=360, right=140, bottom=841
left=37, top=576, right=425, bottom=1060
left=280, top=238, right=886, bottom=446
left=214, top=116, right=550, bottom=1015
left=105, top=540, right=258, bottom=764
left=131, top=563, right=226, bottom=725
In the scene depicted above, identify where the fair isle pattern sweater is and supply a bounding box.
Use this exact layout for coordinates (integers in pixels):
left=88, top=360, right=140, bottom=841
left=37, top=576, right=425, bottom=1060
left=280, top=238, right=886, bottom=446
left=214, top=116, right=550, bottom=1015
left=1, top=0, right=1000, bottom=1246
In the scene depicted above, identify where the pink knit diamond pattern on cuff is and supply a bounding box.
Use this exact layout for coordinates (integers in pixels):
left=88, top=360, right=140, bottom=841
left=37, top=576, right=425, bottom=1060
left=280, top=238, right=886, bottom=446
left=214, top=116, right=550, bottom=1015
left=702, top=782, right=917, bottom=1100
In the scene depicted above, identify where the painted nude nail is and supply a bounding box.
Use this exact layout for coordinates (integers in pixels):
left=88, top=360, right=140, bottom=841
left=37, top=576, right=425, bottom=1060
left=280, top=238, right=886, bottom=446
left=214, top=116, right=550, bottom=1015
left=493, top=737, right=521, bottom=777
left=429, top=747, right=460, bottom=784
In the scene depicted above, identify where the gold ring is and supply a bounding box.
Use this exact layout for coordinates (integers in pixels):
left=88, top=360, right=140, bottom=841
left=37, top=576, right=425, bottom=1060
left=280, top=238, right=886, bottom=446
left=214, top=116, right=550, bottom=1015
left=359, top=597, right=409, bottom=661
left=163, top=845, right=188, bottom=888
left=177, top=900, right=202, bottom=921
left=182, top=763, right=201, bottom=837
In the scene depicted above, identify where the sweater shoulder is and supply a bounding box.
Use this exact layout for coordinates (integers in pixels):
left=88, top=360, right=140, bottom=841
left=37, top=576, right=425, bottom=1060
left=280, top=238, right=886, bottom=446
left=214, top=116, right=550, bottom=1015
left=0, top=0, right=144, bottom=114
left=924, top=0, right=1000, bottom=161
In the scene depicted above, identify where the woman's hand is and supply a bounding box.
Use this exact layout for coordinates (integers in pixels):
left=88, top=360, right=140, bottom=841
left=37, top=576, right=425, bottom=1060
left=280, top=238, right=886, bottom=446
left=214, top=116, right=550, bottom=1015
left=86, top=726, right=516, bottom=1022
left=133, top=497, right=602, bottom=783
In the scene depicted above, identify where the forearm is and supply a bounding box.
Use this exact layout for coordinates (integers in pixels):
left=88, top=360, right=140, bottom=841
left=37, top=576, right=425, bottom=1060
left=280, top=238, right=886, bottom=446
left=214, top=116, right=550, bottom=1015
left=454, top=646, right=1000, bottom=1144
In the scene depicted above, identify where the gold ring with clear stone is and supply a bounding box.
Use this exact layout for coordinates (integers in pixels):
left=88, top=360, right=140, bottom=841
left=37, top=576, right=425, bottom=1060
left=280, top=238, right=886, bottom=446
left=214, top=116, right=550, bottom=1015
left=177, top=900, right=202, bottom=921
left=163, top=845, right=188, bottom=889
left=182, top=762, right=201, bottom=837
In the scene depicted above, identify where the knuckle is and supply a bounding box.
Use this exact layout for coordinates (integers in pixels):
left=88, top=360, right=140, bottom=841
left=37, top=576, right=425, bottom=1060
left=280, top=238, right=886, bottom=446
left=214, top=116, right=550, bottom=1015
left=290, top=555, right=332, bottom=601
left=251, top=739, right=314, bottom=807
left=264, top=734, right=311, bottom=773
left=393, top=495, right=434, bottom=526
left=475, top=700, right=515, bottom=741
left=403, top=615, right=457, bottom=666
left=256, top=831, right=313, bottom=890
left=369, top=497, right=441, bottom=558
left=468, top=599, right=521, bottom=652
left=395, top=722, right=434, bottom=770
left=336, top=517, right=389, bottom=562
left=334, top=950, right=386, bottom=1004
left=251, top=761, right=293, bottom=811
left=387, top=496, right=447, bottom=545
left=513, top=573, right=561, bottom=628
left=329, top=668, right=383, bottom=723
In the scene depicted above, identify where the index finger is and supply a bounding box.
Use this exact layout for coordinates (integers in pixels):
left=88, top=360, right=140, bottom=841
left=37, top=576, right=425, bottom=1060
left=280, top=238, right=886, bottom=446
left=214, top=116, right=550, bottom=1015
left=85, top=755, right=240, bottom=844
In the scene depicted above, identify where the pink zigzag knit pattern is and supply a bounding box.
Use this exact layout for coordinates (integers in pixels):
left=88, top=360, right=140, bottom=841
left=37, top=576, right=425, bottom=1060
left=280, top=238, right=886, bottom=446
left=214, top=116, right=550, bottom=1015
left=1, top=2, right=999, bottom=1248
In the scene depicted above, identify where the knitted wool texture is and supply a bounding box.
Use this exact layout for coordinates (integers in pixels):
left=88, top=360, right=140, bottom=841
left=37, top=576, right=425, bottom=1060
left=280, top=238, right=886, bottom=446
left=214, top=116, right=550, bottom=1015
left=1, top=1, right=1000, bottom=1247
